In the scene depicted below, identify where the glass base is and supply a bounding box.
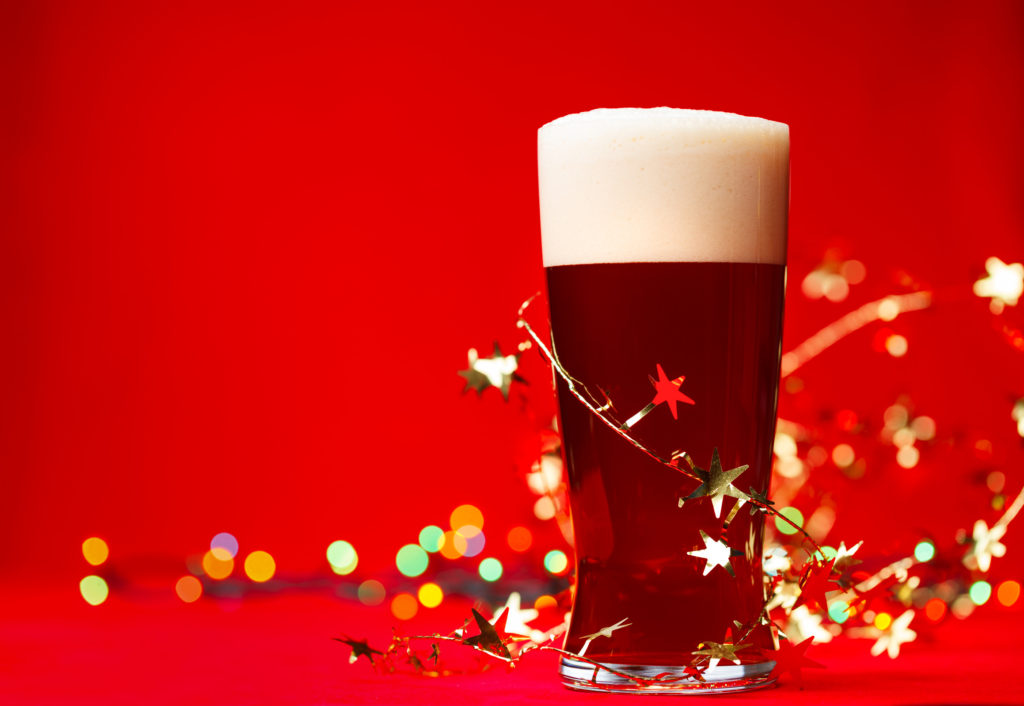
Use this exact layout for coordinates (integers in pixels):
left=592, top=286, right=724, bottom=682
left=559, top=656, right=776, bottom=694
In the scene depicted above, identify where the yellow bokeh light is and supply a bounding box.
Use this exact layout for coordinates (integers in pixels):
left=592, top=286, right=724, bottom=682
left=450, top=504, right=484, bottom=532
left=175, top=575, right=203, bottom=603
left=82, top=537, right=109, bottom=566
left=244, top=550, right=276, bottom=582
left=832, top=444, right=855, bottom=468
left=885, top=334, right=908, bottom=357
left=391, top=593, right=418, bottom=620
left=417, top=583, right=444, bottom=608
left=201, top=550, right=234, bottom=580
left=80, top=575, right=109, bottom=606
left=896, top=445, right=920, bottom=469
left=533, top=495, right=556, bottom=520
left=873, top=612, right=893, bottom=631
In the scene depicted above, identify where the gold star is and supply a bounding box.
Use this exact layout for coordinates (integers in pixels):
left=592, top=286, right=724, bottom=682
left=973, top=256, right=1024, bottom=314
left=457, top=343, right=524, bottom=399
left=577, top=617, right=631, bottom=656
left=333, top=635, right=384, bottom=665
left=964, top=519, right=1007, bottom=572
left=688, top=529, right=734, bottom=576
left=681, top=448, right=750, bottom=518
left=870, top=609, right=916, bottom=658
left=692, top=640, right=750, bottom=669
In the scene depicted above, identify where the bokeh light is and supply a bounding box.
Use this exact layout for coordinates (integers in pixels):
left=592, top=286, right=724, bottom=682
left=885, top=334, right=908, bottom=357
left=457, top=526, right=486, bottom=557
left=969, top=580, right=992, bottom=606
left=202, top=550, right=234, bottom=579
left=914, top=540, right=936, bottom=563
left=507, top=526, right=533, bottom=552
left=82, top=537, right=109, bottom=566
left=450, top=504, right=484, bottom=532
left=951, top=594, right=975, bottom=619
left=832, top=444, right=855, bottom=468
left=544, top=550, right=569, bottom=575
left=210, top=532, right=239, bottom=560
left=175, top=575, right=203, bottom=603
left=774, top=507, right=804, bottom=535
left=828, top=600, right=850, bottom=624
left=326, top=540, right=358, bottom=575
left=244, top=550, right=276, bottom=582
left=996, top=580, right=1021, bottom=607
left=478, top=557, right=503, bottom=582
left=391, top=593, right=418, bottom=620
left=896, top=445, right=920, bottom=468
left=418, top=526, right=444, bottom=553
left=873, top=612, right=892, bottom=630
left=534, top=595, right=557, bottom=611
left=396, top=544, right=429, bottom=577
left=533, top=496, right=556, bottom=520
left=438, top=530, right=465, bottom=560
left=924, top=598, right=947, bottom=622
left=358, top=580, right=386, bottom=606
left=417, top=582, right=444, bottom=608
left=80, top=575, right=109, bottom=606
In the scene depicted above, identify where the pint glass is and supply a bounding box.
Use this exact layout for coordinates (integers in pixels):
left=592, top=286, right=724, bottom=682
left=538, top=109, right=788, bottom=693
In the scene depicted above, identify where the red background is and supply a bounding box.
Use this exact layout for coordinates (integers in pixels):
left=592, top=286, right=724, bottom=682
left=2, top=3, right=1023, bottom=700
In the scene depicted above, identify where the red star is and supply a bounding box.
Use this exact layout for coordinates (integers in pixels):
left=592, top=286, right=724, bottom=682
left=650, top=363, right=695, bottom=419
left=767, top=637, right=824, bottom=689
left=794, top=559, right=837, bottom=612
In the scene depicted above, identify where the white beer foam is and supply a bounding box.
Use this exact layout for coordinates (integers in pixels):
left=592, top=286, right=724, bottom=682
left=538, top=108, right=789, bottom=266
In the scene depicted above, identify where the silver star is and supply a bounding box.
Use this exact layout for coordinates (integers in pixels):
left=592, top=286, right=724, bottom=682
left=492, top=592, right=538, bottom=636
left=688, top=530, right=733, bottom=576
left=870, top=610, right=916, bottom=658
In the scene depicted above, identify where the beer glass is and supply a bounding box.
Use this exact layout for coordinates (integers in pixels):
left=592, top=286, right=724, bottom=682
left=538, top=108, right=788, bottom=693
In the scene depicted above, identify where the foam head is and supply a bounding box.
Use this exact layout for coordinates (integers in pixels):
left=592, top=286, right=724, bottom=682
left=538, top=108, right=789, bottom=267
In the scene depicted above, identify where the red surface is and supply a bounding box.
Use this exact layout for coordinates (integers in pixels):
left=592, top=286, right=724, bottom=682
left=2, top=1, right=1024, bottom=702
left=2, top=590, right=1023, bottom=705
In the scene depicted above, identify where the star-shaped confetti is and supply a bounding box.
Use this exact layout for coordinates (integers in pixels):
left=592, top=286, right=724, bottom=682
left=748, top=486, right=774, bottom=515
left=692, top=640, right=751, bottom=669
left=681, top=448, right=750, bottom=518
left=333, top=635, right=384, bottom=665
left=795, top=559, right=837, bottom=612
left=458, top=343, right=525, bottom=400
left=973, top=256, right=1024, bottom=313
left=964, top=519, right=1007, bottom=572
left=462, top=608, right=512, bottom=658
left=763, top=547, right=790, bottom=577
left=577, top=617, right=631, bottom=656
left=688, top=529, right=735, bottom=576
left=870, top=609, right=917, bottom=658
left=650, top=363, right=695, bottom=419
left=766, top=637, right=824, bottom=689
left=493, top=592, right=538, bottom=637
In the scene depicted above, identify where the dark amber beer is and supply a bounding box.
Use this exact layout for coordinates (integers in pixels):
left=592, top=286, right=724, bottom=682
left=538, top=109, right=789, bottom=692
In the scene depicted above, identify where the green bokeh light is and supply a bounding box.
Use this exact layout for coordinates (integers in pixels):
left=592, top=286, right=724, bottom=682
left=418, top=525, right=444, bottom=553
left=326, top=540, right=358, bottom=574
left=913, top=540, right=936, bottom=563
left=828, top=600, right=850, bottom=624
left=969, top=580, right=992, bottom=606
left=774, top=507, right=804, bottom=535
left=80, top=575, right=109, bottom=606
left=544, top=549, right=569, bottom=575
left=396, top=544, right=429, bottom=577
left=478, top=557, right=503, bottom=582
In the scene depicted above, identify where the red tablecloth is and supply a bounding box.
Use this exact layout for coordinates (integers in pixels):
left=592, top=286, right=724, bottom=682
left=2, top=589, right=1022, bottom=705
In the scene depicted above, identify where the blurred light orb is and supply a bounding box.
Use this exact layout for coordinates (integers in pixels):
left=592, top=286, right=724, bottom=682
left=201, top=550, right=234, bottom=580
left=80, top=575, right=109, bottom=606
left=544, top=550, right=569, bottom=575
left=534, top=595, right=557, bottom=611
left=997, top=580, right=1021, bottom=607
left=885, top=334, right=908, bottom=357
left=896, top=445, right=920, bottom=468
left=924, top=597, right=947, bottom=622
left=396, top=544, right=429, bottom=577
left=391, top=593, right=418, bottom=620
left=358, top=579, right=386, bottom=606
left=457, top=526, right=486, bottom=557
left=82, top=537, right=109, bottom=566
left=326, top=540, right=358, bottom=575
left=210, top=532, right=239, bottom=560
left=478, top=557, right=503, bottom=582
left=507, top=526, right=533, bottom=552
left=774, top=507, right=804, bottom=535
left=828, top=600, right=849, bottom=624
left=831, top=444, right=855, bottom=468
left=873, top=612, right=892, bottom=630
left=175, top=575, right=203, bottom=603
left=450, top=504, right=484, bottom=532
left=913, top=540, right=936, bottom=563
left=418, top=526, right=444, bottom=553
left=533, top=496, right=556, bottom=520
left=438, top=530, right=464, bottom=559
left=244, top=550, right=276, bottom=582
left=969, top=580, right=992, bottom=606
left=417, top=582, right=444, bottom=608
